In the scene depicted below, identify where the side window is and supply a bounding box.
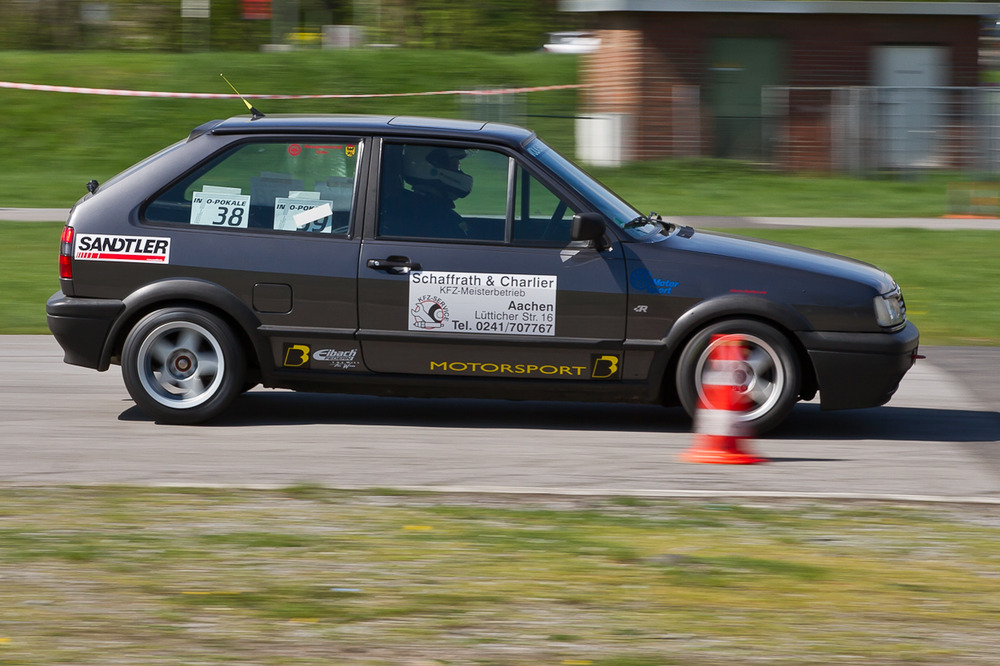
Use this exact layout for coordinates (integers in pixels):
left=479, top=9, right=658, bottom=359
left=376, top=142, right=579, bottom=246
left=378, top=143, right=507, bottom=242
left=145, top=140, right=361, bottom=235
left=512, top=165, right=579, bottom=245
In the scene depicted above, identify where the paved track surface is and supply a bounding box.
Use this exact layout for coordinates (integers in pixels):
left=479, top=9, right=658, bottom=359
left=4, top=212, right=997, bottom=498
left=2, top=336, right=998, bottom=501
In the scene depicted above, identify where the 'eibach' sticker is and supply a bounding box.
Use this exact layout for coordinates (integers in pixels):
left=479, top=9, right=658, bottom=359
left=74, top=234, right=171, bottom=264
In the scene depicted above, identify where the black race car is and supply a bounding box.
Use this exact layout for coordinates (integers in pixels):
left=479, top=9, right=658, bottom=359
left=46, top=114, right=919, bottom=431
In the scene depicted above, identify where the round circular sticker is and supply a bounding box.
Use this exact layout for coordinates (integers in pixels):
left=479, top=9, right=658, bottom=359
left=288, top=144, right=302, bottom=157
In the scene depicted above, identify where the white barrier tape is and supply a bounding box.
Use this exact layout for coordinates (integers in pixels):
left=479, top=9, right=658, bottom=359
left=0, top=81, right=586, bottom=99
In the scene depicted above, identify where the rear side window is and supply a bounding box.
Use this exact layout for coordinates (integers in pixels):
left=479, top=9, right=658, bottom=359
left=144, top=139, right=362, bottom=235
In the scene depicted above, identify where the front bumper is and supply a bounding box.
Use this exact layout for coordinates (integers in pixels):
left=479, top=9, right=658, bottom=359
left=797, top=320, right=920, bottom=411
left=46, top=291, right=124, bottom=370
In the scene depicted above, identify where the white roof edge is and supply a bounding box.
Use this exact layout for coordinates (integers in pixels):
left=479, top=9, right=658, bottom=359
left=560, top=0, right=1000, bottom=15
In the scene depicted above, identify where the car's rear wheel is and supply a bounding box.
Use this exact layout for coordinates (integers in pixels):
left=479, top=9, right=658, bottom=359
left=676, top=319, right=801, bottom=434
left=121, top=307, right=245, bottom=424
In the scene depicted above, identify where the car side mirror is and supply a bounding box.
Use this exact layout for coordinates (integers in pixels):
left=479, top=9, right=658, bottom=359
left=571, top=212, right=606, bottom=244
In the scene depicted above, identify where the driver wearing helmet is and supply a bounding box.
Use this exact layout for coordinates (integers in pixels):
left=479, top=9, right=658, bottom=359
left=401, top=145, right=473, bottom=237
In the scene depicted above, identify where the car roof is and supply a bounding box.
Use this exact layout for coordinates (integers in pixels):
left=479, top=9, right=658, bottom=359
left=204, top=114, right=537, bottom=148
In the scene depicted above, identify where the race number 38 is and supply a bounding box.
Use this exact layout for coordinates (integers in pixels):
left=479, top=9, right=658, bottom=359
left=190, top=192, right=252, bottom=228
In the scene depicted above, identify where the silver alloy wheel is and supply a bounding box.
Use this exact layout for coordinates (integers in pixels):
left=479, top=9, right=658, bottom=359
left=135, top=320, right=225, bottom=409
left=692, top=333, right=786, bottom=423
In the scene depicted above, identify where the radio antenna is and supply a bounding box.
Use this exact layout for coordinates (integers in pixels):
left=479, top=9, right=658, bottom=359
left=220, top=73, right=265, bottom=120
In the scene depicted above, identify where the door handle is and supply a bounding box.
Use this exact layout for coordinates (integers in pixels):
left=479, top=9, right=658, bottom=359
left=367, top=256, right=421, bottom=274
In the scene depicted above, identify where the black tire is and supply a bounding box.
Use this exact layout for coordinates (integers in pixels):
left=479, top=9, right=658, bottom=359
left=676, top=319, right=801, bottom=434
left=121, top=307, right=246, bottom=424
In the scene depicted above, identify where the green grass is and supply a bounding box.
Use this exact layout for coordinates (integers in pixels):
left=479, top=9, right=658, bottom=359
left=0, top=222, right=60, bottom=333
left=3, top=51, right=998, bottom=345
left=0, top=50, right=579, bottom=207
left=1, top=487, right=1000, bottom=664
left=594, top=159, right=965, bottom=218
left=0, top=50, right=989, bottom=217
left=717, top=227, right=1000, bottom=346
left=6, top=221, right=997, bottom=345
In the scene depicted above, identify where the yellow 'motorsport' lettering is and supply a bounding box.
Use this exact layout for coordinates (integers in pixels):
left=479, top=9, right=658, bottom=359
left=430, top=361, right=586, bottom=376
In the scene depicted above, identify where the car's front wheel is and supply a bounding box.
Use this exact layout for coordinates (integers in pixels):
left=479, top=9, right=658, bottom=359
left=676, top=319, right=801, bottom=434
left=121, top=307, right=245, bottom=424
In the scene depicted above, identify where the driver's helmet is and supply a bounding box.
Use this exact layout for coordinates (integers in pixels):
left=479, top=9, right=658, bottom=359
left=402, top=145, right=473, bottom=200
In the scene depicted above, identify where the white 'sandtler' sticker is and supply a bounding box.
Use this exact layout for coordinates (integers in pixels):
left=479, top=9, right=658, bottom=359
left=74, top=234, right=171, bottom=264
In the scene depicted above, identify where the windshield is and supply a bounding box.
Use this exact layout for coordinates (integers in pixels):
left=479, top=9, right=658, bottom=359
left=526, top=138, right=662, bottom=240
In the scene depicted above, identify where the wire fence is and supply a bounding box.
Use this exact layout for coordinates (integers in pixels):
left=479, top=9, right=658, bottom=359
left=567, top=84, right=1000, bottom=179
left=764, top=86, right=1000, bottom=175
left=9, top=72, right=1000, bottom=183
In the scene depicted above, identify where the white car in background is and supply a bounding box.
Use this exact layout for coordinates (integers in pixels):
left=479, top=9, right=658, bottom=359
left=543, top=31, right=600, bottom=54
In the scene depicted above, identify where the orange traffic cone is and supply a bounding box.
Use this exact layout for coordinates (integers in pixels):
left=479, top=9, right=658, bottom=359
left=680, top=334, right=767, bottom=464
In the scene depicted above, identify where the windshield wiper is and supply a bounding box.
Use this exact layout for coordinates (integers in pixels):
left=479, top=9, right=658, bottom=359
left=624, top=214, right=654, bottom=229
left=624, top=211, right=674, bottom=232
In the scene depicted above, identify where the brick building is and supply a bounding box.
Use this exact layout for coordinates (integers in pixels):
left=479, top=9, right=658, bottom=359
left=564, top=0, right=1000, bottom=170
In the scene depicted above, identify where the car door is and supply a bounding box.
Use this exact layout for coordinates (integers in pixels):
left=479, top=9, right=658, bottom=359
left=143, top=136, right=366, bottom=376
left=357, top=139, right=627, bottom=382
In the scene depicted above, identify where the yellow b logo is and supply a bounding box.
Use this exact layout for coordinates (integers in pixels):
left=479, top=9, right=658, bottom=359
left=591, top=355, right=619, bottom=379
left=283, top=344, right=310, bottom=367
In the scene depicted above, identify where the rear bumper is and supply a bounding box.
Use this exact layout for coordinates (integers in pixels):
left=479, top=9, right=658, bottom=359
left=46, top=291, right=124, bottom=370
left=798, top=321, right=920, bottom=411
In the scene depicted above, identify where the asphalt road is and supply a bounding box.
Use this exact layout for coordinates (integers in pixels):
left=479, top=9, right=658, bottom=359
left=2, top=335, right=998, bottom=502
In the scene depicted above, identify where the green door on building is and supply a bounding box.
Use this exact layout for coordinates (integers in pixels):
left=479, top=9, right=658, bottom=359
left=707, top=37, right=786, bottom=160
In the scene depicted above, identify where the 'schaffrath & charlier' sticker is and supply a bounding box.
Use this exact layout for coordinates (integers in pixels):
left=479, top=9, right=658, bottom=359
left=408, top=271, right=557, bottom=336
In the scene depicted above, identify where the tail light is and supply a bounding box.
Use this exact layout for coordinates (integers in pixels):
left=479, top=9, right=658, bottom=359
left=59, top=226, right=74, bottom=279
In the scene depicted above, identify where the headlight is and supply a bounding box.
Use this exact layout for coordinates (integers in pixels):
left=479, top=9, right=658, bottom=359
left=874, top=286, right=906, bottom=328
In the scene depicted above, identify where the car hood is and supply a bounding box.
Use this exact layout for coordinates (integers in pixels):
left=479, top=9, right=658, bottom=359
left=651, top=227, right=897, bottom=293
